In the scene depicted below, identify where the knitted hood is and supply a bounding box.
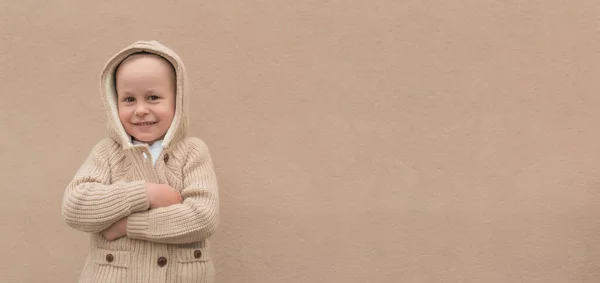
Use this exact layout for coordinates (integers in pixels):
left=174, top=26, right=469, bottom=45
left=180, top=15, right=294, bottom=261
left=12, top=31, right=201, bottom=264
left=99, top=40, right=188, bottom=150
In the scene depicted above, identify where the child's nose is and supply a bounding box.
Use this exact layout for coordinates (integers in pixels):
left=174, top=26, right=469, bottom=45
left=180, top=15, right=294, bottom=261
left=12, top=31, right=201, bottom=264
left=135, top=105, right=150, bottom=116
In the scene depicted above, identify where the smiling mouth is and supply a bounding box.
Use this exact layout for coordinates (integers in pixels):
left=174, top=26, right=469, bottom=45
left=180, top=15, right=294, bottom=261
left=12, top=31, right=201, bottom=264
left=134, top=121, right=158, bottom=126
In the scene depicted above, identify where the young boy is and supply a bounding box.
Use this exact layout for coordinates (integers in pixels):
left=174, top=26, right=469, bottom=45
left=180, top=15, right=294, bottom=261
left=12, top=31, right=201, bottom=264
left=62, top=40, right=219, bottom=283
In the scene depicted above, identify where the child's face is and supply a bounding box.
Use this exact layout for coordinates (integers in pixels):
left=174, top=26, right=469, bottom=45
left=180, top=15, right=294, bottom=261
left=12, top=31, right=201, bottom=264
left=115, top=55, right=176, bottom=145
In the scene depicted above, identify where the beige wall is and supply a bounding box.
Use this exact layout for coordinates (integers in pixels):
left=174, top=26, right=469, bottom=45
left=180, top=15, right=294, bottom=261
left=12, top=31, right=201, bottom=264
left=2, top=1, right=600, bottom=282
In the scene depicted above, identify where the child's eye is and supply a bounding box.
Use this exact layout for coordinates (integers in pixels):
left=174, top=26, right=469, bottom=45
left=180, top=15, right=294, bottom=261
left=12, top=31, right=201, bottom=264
left=123, top=97, right=135, bottom=103
left=148, top=95, right=160, bottom=101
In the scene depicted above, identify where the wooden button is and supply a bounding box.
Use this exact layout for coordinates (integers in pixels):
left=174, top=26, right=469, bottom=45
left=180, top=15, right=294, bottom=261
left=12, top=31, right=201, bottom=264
left=163, top=153, right=169, bottom=163
left=106, top=254, right=114, bottom=263
left=194, top=250, right=202, bottom=259
left=157, top=256, right=167, bottom=267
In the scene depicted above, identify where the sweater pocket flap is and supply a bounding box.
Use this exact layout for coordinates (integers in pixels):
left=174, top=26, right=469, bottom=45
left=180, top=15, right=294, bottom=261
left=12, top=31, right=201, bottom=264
left=176, top=247, right=210, bottom=263
left=94, top=248, right=131, bottom=268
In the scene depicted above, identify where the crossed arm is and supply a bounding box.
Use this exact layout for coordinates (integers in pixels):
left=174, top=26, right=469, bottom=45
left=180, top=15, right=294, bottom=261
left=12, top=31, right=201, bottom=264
left=62, top=138, right=219, bottom=244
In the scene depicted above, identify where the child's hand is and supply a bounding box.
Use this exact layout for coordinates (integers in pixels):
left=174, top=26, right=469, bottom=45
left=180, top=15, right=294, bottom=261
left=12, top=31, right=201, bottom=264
left=101, top=218, right=128, bottom=241
left=145, top=183, right=183, bottom=209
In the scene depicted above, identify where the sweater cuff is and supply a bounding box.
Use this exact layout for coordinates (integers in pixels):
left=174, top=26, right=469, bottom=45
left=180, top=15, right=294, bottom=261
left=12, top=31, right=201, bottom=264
left=123, top=180, right=150, bottom=213
left=126, top=211, right=149, bottom=239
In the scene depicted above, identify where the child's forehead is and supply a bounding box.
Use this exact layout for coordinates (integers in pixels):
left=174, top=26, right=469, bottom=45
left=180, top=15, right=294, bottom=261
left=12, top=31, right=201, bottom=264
left=115, top=53, right=176, bottom=87
left=119, top=53, right=172, bottom=71
left=114, top=52, right=176, bottom=79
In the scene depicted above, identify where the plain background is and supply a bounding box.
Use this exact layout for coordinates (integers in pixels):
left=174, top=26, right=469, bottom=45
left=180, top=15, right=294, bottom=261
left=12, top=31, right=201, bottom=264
left=3, top=1, right=600, bottom=282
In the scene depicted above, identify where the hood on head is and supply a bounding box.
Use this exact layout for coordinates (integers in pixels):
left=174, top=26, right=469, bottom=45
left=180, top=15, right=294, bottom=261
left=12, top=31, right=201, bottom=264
left=99, top=40, right=188, bottom=149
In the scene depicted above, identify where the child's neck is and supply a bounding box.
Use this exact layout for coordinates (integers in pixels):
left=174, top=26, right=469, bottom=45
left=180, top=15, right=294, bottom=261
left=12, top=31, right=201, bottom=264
left=132, top=138, right=163, bottom=147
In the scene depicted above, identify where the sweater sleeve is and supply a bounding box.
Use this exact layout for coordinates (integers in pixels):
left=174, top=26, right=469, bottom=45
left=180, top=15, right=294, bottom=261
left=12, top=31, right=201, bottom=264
left=61, top=139, right=150, bottom=233
left=126, top=138, right=219, bottom=244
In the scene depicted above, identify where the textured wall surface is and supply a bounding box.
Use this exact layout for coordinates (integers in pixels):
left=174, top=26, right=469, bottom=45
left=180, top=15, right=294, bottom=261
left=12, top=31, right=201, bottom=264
left=2, top=1, right=600, bottom=282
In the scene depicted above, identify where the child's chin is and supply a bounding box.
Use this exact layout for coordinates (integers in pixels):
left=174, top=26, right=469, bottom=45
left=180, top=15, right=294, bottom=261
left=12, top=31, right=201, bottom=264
left=133, top=133, right=166, bottom=144
left=133, top=136, right=157, bottom=143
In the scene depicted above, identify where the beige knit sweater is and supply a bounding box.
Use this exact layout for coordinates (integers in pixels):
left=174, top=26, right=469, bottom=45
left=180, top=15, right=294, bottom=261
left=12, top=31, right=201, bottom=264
left=62, top=41, right=219, bottom=283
